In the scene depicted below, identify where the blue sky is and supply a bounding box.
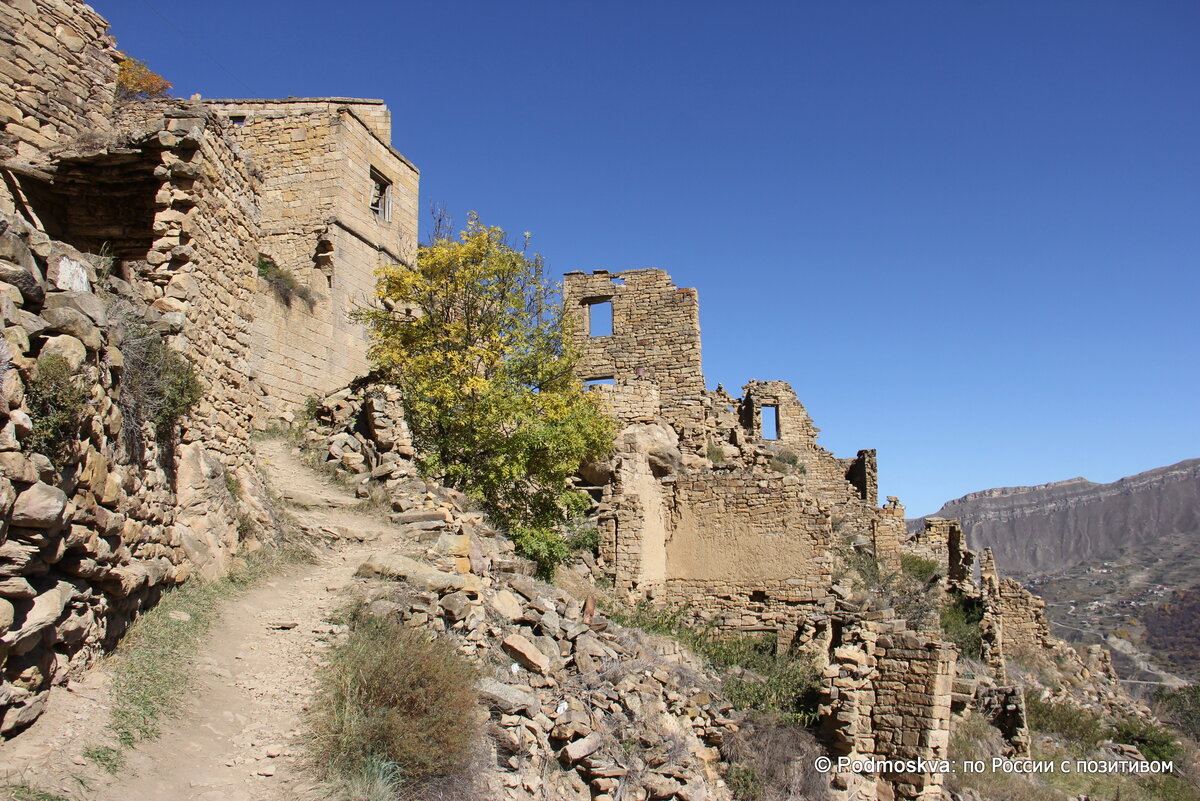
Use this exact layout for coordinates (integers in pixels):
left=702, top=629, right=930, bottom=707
left=99, top=0, right=1198, bottom=515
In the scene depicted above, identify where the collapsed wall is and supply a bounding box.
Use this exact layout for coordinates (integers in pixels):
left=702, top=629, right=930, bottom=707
left=564, top=267, right=1144, bottom=800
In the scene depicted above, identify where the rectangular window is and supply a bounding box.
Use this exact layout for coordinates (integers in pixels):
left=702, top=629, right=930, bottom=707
left=587, top=300, right=613, bottom=337
left=229, top=115, right=246, bottom=126
left=762, top=405, right=779, bottom=440
left=369, top=168, right=392, bottom=221
left=584, top=377, right=616, bottom=389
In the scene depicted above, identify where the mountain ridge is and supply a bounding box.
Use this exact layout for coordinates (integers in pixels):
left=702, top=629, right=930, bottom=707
left=909, top=458, right=1200, bottom=576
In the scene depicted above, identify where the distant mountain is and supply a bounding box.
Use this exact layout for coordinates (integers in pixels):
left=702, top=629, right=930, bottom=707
left=910, top=459, right=1200, bottom=684
left=909, top=459, right=1200, bottom=577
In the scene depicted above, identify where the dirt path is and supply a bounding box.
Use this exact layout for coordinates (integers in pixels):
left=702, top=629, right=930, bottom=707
left=0, top=438, right=414, bottom=801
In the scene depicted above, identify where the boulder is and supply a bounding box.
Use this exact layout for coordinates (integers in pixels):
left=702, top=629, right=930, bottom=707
left=40, top=307, right=101, bottom=350
left=477, top=677, right=539, bottom=715
left=559, top=731, right=604, bottom=763
left=488, top=589, right=524, bottom=622
left=39, top=334, right=86, bottom=370
left=10, top=483, right=66, bottom=528
left=44, top=291, right=106, bottom=326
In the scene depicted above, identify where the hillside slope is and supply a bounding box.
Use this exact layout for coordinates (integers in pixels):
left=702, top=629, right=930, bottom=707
left=910, top=458, right=1200, bottom=577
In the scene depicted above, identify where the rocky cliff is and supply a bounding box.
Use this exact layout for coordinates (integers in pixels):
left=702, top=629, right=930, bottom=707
left=910, top=459, right=1200, bottom=576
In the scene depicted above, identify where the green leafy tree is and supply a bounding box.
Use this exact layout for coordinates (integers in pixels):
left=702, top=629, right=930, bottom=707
left=355, top=214, right=612, bottom=572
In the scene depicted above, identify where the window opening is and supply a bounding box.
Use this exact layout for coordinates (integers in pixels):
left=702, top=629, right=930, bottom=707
left=229, top=115, right=246, bottom=126
left=584, top=377, right=616, bottom=389
left=369, top=168, right=392, bottom=221
left=762, top=405, right=779, bottom=440
left=587, top=300, right=613, bottom=337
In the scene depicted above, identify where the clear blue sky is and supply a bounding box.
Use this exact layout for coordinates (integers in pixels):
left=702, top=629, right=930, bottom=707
left=98, top=0, right=1198, bottom=515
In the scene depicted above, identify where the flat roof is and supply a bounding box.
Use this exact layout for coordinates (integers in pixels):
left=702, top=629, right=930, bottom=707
left=200, top=97, right=385, bottom=105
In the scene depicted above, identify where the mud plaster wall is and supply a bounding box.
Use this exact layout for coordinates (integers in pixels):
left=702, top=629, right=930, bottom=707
left=203, top=99, right=419, bottom=415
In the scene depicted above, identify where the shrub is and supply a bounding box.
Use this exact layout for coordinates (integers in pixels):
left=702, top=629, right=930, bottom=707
left=725, top=763, right=763, bottom=801
left=940, top=594, right=984, bottom=659
left=1023, top=693, right=1110, bottom=749
left=115, top=53, right=171, bottom=101
left=308, top=606, right=482, bottom=795
left=1155, top=685, right=1200, bottom=741
left=257, top=255, right=317, bottom=308
left=116, top=313, right=202, bottom=456
left=564, top=518, right=600, bottom=553
left=512, top=525, right=571, bottom=580
left=723, top=715, right=829, bottom=801
left=612, top=602, right=820, bottom=724
left=707, top=441, right=727, bottom=464
left=353, top=214, right=613, bottom=535
left=25, top=353, right=90, bottom=466
left=900, top=553, right=938, bottom=584
left=1111, top=715, right=1181, bottom=762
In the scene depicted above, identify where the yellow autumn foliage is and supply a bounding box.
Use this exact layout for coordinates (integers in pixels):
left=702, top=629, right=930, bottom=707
left=355, top=214, right=612, bottom=545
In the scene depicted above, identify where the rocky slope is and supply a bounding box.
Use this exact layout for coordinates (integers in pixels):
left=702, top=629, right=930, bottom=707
left=910, top=459, right=1200, bottom=577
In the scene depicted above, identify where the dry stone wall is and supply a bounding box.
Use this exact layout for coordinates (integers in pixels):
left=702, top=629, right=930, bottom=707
left=0, top=213, right=279, bottom=734
left=0, top=0, right=118, bottom=169
left=0, top=0, right=421, bottom=737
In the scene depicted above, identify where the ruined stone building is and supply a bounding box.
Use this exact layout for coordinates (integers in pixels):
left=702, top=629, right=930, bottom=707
left=0, top=4, right=1138, bottom=800
left=564, top=268, right=1130, bottom=800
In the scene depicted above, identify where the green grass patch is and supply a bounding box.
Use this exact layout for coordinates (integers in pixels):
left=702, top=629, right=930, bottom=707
left=611, top=602, right=819, bottom=724
left=0, top=785, right=73, bottom=801
left=1023, top=693, right=1111, bottom=750
left=82, top=744, right=124, bottom=775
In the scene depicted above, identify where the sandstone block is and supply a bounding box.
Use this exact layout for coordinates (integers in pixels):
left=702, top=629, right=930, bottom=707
left=502, top=633, right=551, bottom=675
left=11, top=482, right=66, bottom=528
left=39, top=334, right=86, bottom=370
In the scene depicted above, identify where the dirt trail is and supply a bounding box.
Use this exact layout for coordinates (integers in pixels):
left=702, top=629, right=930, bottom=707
left=0, top=438, right=412, bottom=801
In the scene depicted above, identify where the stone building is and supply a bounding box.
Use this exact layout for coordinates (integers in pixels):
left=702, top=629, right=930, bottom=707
left=564, top=268, right=1054, bottom=800
left=565, top=269, right=887, bottom=624
left=201, top=98, right=418, bottom=415
left=0, top=0, right=418, bottom=735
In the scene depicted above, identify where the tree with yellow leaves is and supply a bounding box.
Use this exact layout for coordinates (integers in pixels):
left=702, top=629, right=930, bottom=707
left=115, top=53, right=172, bottom=101
left=355, top=214, right=612, bottom=575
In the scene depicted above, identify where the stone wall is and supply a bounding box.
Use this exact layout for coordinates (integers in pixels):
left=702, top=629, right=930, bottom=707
left=203, top=99, right=419, bottom=418
left=0, top=0, right=421, bottom=736
left=0, top=213, right=277, bottom=734
left=995, top=575, right=1052, bottom=653
left=815, top=614, right=957, bottom=801
left=0, top=0, right=118, bottom=171
left=570, top=270, right=907, bottom=630
left=564, top=269, right=705, bottom=439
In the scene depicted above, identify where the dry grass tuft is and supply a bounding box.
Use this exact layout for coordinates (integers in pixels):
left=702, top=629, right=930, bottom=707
left=307, top=604, right=484, bottom=799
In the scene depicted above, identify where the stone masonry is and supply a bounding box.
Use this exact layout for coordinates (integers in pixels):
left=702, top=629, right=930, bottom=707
left=202, top=98, right=418, bottom=418
left=0, top=0, right=419, bottom=735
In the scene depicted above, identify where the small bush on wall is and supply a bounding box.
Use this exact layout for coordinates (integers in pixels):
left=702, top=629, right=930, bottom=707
left=25, top=353, right=90, bottom=467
